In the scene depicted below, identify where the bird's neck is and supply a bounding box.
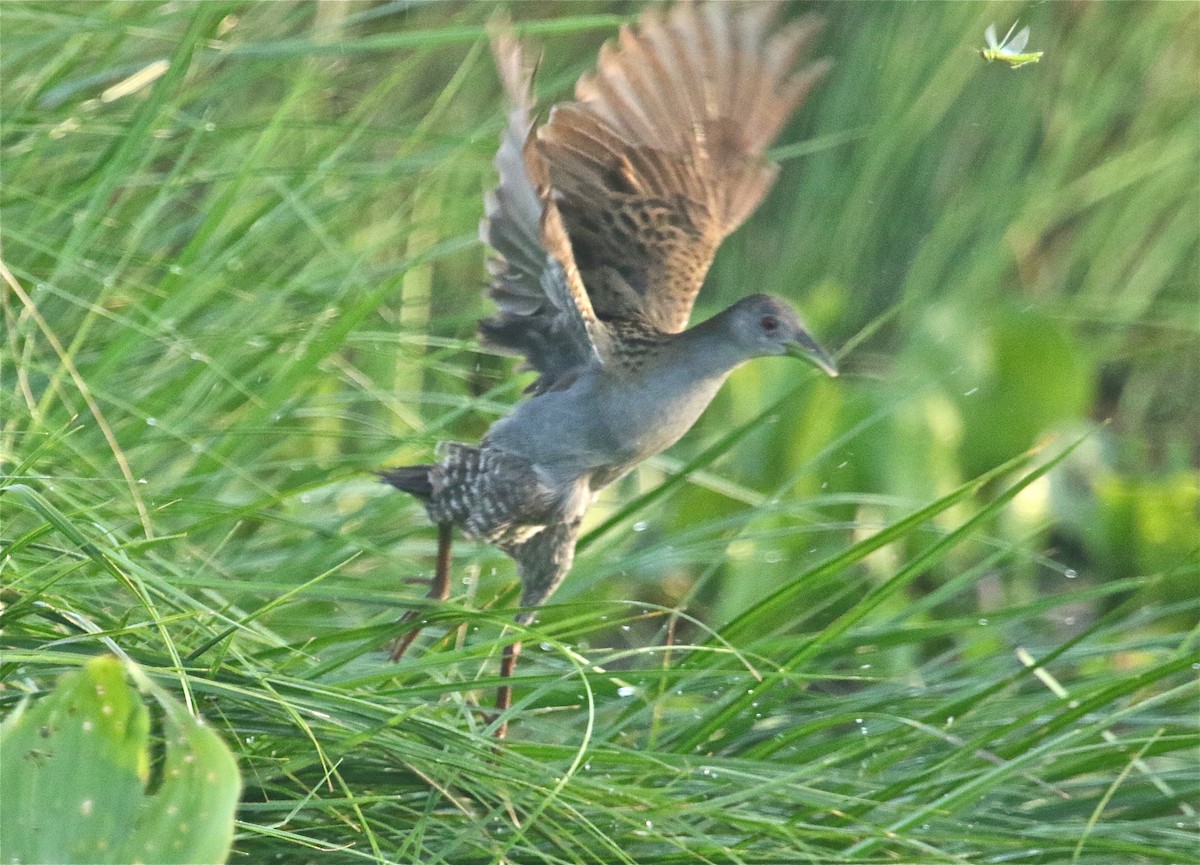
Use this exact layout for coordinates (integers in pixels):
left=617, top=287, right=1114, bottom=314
left=608, top=310, right=750, bottom=433
left=655, top=309, right=750, bottom=384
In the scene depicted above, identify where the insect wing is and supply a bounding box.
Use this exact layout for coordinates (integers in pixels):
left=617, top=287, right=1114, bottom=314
left=1000, top=20, right=1020, bottom=48
left=984, top=23, right=999, bottom=49
left=1007, top=26, right=1031, bottom=55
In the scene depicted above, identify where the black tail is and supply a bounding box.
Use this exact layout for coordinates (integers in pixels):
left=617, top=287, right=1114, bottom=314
left=378, top=465, right=435, bottom=500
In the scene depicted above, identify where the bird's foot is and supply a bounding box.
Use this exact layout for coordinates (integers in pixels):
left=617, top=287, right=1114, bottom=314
left=389, top=522, right=453, bottom=661
left=489, top=640, right=523, bottom=739
left=388, top=615, right=423, bottom=661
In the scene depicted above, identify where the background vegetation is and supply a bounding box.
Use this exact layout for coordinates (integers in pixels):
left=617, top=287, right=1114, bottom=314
left=2, top=1, right=1197, bottom=862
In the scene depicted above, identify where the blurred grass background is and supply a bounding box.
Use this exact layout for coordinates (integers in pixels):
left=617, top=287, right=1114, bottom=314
left=2, top=1, right=1198, bottom=863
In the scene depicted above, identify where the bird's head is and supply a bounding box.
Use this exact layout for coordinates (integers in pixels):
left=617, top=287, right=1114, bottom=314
left=725, top=294, right=838, bottom=377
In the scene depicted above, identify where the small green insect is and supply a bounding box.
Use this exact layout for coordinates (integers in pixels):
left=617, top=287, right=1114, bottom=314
left=980, top=22, right=1044, bottom=69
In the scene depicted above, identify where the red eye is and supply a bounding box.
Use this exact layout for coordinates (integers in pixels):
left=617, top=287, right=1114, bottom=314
left=761, top=315, right=778, bottom=333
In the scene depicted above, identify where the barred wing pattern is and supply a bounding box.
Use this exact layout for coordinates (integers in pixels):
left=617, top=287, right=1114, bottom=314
left=536, top=3, right=829, bottom=333
left=478, top=4, right=829, bottom=381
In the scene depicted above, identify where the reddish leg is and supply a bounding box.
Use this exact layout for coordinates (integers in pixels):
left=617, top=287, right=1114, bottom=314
left=389, top=522, right=453, bottom=661
left=492, top=639, right=523, bottom=739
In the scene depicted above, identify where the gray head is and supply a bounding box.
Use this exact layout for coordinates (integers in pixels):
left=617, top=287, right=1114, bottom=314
left=723, top=294, right=838, bottom=376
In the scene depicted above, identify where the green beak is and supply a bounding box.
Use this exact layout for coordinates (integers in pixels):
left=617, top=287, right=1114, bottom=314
left=785, top=331, right=839, bottom=377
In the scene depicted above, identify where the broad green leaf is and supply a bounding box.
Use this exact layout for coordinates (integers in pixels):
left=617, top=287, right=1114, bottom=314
left=0, top=656, right=241, bottom=865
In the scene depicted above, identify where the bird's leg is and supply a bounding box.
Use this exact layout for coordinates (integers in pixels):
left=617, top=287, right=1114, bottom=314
left=490, top=517, right=580, bottom=738
left=492, top=638, right=523, bottom=739
left=389, top=522, right=453, bottom=661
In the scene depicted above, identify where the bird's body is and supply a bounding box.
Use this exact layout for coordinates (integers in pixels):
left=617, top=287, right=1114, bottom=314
left=382, top=2, right=839, bottom=733
left=489, top=306, right=752, bottom=491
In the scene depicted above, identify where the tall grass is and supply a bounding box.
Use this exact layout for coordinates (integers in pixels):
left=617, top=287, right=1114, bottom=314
left=2, top=2, right=1197, bottom=863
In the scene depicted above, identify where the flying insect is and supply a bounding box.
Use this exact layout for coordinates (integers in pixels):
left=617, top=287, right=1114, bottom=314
left=980, top=22, right=1043, bottom=69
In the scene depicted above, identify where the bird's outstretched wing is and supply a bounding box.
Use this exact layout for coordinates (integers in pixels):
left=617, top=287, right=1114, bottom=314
left=536, top=3, right=830, bottom=333
left=479, top=25, right=610, bottom=395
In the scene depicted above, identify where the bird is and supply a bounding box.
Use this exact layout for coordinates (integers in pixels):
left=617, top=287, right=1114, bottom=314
left=381, top=1, right=838, bottom=737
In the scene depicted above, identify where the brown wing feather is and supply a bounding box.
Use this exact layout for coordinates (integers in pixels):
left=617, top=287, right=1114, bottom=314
left=480, top=22, right=610, bottom=394
left=536, top=3, right=829, bottom=333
